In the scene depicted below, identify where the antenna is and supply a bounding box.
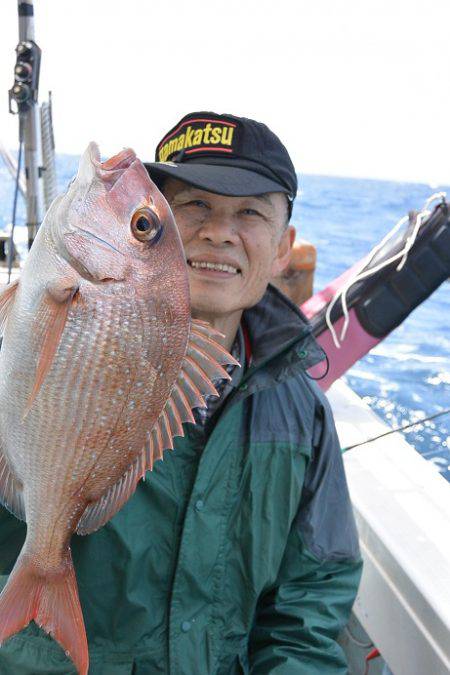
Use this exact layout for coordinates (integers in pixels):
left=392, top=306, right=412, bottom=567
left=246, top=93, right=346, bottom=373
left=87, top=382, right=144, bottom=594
left=9, top=0, right=45, bottom=250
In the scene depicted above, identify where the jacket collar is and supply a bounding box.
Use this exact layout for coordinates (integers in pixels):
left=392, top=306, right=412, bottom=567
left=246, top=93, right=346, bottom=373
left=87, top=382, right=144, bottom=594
left=242, top=284, right=326, bottom=376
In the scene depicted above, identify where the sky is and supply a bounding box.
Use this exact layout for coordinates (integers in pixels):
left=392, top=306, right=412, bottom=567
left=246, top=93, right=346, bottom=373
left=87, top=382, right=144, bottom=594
left=0, top=0, right=449, bottom=185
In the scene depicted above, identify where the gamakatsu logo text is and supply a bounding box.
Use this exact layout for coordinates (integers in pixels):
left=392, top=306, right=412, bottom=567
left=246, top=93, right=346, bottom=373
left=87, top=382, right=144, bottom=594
left=158, top=123, right=235, bottom=162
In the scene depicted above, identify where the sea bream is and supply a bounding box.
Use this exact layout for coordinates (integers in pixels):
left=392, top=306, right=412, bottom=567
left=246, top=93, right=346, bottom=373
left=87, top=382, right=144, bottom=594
left=0, top=144, right=237, bottom=675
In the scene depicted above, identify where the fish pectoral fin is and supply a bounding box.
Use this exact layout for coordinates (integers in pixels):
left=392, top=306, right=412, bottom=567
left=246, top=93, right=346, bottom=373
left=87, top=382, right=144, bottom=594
left=77, top=319, right=238, bottom=535
left=0, top=442, right=25, bottom=520
left=25, top=284, right=79, bottom=415
left=46, top=277, right=80, bottom=304
left=0, top=280, right=19, bottom=336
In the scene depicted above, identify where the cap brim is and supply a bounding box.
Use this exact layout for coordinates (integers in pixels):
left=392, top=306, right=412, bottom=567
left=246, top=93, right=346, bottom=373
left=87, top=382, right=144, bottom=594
left=144, top=162, right=290, bottom=197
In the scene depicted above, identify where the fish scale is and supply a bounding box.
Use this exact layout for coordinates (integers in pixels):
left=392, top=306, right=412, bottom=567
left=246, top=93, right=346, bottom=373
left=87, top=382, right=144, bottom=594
left=24, top=296, right=166, bottom=505
left=0, top=143, right=238, bottom=674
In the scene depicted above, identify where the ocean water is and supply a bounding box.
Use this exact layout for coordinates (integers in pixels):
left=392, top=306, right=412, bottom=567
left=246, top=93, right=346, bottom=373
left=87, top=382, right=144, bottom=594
left=1, top=157, right=449, bottom=482
left=296, top=175, right=450, bottom=482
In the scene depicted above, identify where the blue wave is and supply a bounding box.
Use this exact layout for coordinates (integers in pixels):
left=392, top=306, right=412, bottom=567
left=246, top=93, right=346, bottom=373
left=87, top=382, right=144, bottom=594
left=1, top=158, right=449, bottom=482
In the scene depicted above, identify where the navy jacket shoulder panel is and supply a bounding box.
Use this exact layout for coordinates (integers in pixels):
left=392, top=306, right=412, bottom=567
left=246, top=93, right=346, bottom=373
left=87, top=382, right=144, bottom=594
left=295, top=376, right=361, bottom=563
left=243, top=370, right=317, bottom=447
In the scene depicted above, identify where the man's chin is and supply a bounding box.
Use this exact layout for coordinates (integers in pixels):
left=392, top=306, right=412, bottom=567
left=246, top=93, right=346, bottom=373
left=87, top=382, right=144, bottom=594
left=189, top=274, right=238, bottom=306
left=190, top=289, right=263, bottom=321
left=190, top=296, right=238, bottom=319
left=188, top=273, right=267, bottom=320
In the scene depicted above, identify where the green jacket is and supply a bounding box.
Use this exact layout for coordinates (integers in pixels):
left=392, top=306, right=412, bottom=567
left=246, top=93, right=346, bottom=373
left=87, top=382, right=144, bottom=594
left=0, top=285, right=362, bottom=674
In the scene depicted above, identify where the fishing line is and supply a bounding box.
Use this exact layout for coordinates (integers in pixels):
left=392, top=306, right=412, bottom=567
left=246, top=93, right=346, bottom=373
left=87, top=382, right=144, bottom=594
left=343, top=624, right=373, bottom=649
left=341, top=407, right=450, bottom=452
left=7, top=135, right=23, bottom=284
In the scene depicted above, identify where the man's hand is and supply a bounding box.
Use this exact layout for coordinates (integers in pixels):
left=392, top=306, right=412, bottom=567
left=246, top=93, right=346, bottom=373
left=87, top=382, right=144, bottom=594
left=271, top=232, right=317, bottom=306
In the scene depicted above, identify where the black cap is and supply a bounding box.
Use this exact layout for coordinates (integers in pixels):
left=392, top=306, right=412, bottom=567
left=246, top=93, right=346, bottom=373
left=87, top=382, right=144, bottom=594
left=145, top=111, right=298, bottom=205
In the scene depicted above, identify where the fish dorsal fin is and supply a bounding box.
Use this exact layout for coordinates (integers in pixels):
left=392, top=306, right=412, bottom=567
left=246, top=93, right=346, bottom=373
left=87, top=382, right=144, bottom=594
left=0, top=280, right=19, bottom=336
left=76, top=319, right=239, bottom=535
left=0, top=441, right=25, bottom=521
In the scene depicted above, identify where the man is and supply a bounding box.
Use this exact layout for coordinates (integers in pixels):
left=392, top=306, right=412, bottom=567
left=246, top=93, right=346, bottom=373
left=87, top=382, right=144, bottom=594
left=0, top=112, right=362, bottom=674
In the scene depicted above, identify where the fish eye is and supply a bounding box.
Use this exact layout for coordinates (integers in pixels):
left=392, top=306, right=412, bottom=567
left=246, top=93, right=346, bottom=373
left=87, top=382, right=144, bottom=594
left=130, top=207, right=162, bottom=244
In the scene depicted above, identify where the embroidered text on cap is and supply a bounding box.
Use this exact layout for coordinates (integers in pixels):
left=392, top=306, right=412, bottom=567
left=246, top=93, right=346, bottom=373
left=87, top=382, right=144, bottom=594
left=157, top=117, right=239, bottom=162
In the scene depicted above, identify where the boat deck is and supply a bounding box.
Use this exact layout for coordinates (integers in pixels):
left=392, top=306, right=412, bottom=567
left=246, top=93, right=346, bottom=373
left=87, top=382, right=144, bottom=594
left=329, top=380, right=450, bottom=675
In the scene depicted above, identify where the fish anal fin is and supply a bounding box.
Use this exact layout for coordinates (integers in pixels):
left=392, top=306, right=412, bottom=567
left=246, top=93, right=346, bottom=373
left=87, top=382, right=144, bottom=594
left=25, top=285, right=78, bottom=415
left=0, top=445, right=25, bottom=521
left=0, top=280, right=19, bottom=335
left=76, top=456, right=143, bottom=535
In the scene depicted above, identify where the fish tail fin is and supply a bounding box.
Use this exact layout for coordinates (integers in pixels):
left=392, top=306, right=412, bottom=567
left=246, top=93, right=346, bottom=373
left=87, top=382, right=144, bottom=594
left=0, top=550, right=88, bottom=675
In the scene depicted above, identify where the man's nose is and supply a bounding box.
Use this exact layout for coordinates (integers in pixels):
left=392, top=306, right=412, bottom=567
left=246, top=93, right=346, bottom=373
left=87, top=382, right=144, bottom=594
left=197, top=213, right=239, bottom=245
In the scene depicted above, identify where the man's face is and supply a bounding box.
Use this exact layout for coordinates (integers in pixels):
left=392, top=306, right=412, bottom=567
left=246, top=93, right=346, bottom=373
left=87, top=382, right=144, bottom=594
left=162, top=178, right=293, bottom=320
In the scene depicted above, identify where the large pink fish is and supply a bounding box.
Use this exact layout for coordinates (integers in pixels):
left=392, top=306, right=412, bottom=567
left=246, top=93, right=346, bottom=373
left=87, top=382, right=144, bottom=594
left=0, top=144, right=237, bottom=674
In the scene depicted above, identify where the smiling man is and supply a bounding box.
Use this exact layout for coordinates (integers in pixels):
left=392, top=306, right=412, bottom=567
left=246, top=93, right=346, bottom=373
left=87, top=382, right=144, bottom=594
left=162, top=181, right=291, bottom=348
left=143, top=112, right=363, bottom=673
left=0, top=112, right=362, bottom=675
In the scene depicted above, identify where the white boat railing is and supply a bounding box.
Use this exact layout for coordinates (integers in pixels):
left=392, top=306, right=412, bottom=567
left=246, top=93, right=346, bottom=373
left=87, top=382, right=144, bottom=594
left=329, top=380, right=450, bottom=675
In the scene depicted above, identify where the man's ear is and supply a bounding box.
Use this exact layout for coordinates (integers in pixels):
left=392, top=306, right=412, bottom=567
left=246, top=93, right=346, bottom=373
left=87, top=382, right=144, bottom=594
left=271, top=225, right=296, bottom=277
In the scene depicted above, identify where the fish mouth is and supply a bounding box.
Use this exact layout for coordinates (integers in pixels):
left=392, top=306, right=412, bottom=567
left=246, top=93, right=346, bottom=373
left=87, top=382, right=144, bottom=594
left=100, top=147, right=137, bottom=172
left=87, top=143, right=138, bottom=190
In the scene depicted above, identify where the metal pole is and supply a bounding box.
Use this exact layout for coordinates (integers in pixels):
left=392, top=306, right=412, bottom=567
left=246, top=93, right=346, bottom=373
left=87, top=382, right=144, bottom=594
left=0, top=140, right=26, bottom=198
left=17, top=0, right=45, bottom=249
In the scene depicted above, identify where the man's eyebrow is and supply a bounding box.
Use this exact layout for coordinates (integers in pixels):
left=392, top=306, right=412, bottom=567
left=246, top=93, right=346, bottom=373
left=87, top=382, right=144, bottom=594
left=251, top=194, right=274, bottom=207
left=171, top=188, right=200, bottom=200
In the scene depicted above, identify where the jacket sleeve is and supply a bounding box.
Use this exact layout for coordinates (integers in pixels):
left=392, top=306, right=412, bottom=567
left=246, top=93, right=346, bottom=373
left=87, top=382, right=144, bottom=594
left=248, top=394, right=363, bottom=674
left=0, top=505, right=26, bottom=576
